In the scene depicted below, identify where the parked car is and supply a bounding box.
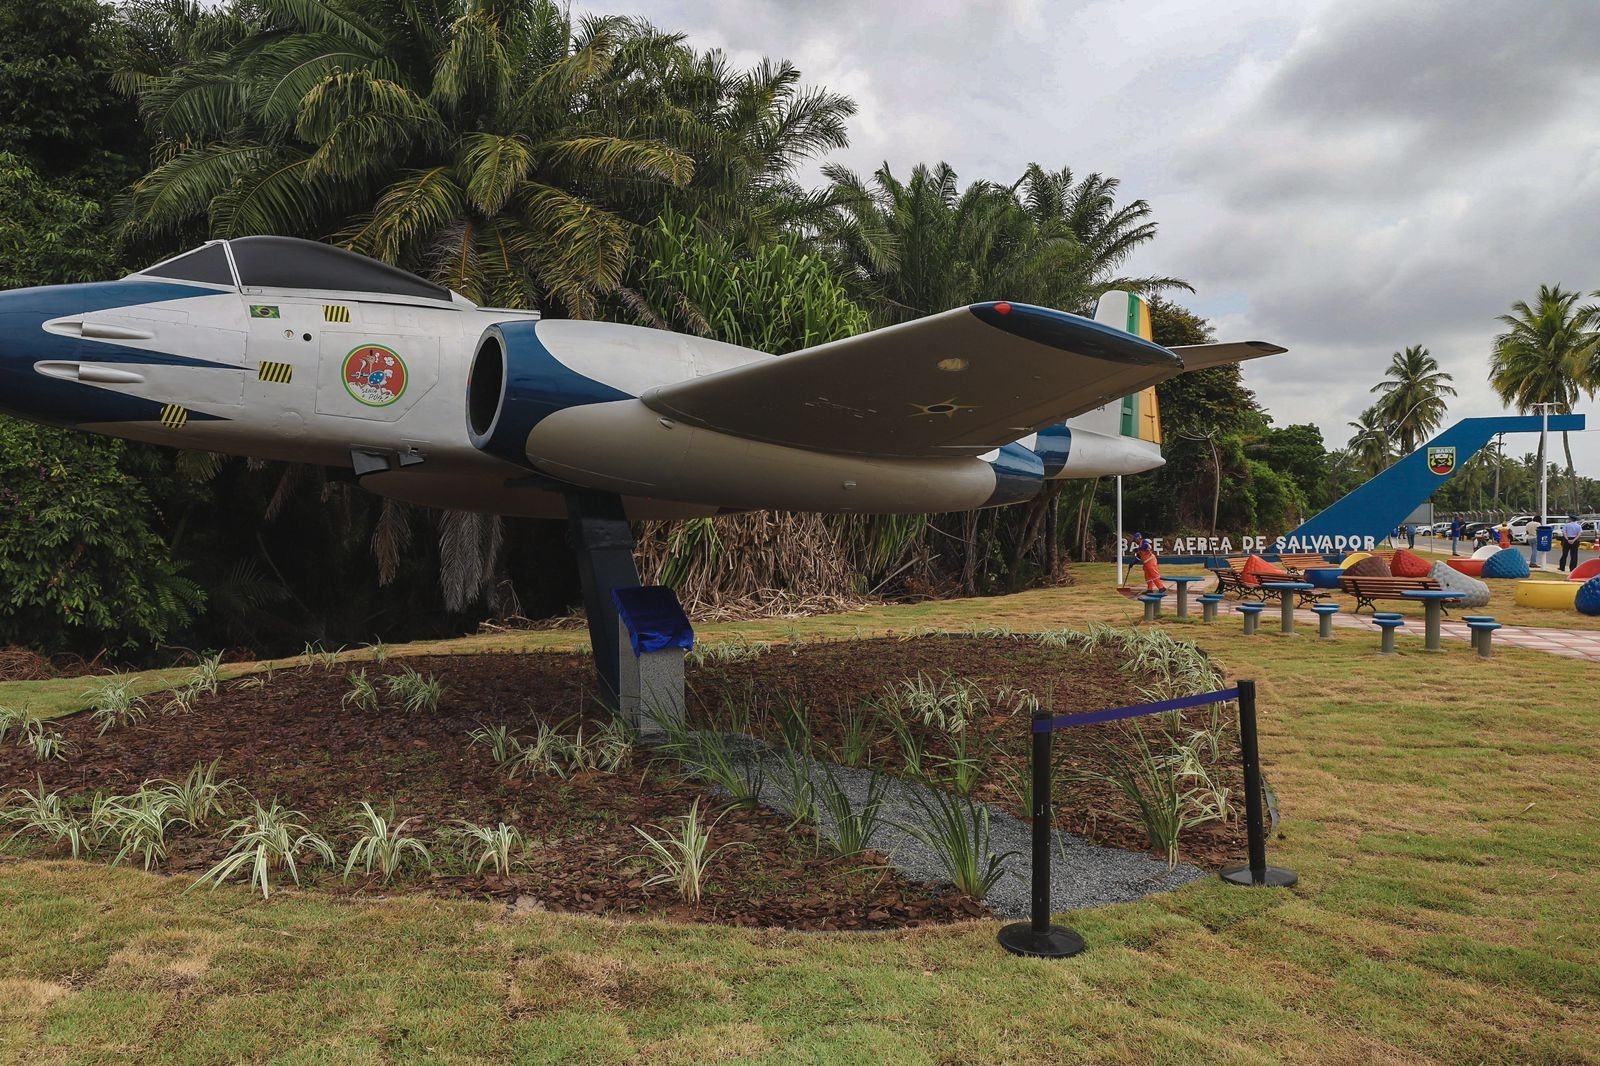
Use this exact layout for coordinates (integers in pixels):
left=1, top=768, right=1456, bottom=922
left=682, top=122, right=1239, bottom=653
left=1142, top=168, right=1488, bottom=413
left=1506, top=515, right=1538, bottom=543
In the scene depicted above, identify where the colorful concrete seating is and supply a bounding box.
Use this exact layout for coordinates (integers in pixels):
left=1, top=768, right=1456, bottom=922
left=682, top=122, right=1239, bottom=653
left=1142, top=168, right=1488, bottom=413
left=1138, top=592, right=1165, bottom=622
left=1465, top=619, right=1502, bottom=658
left=1311, top=602, right=1340, bottom=639
left=1238, top=602, right=1265, bottom=635
left=1372, top=616, right=1405, bottom=655
left=1198, top=593, right=1224, bottom=622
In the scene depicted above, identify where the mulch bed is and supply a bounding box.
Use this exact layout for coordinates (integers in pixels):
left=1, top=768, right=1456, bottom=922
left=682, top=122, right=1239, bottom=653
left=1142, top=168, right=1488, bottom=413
left=0, top=635, right=1250, bottom=928
left=688, top=635, right=1249, bottom=868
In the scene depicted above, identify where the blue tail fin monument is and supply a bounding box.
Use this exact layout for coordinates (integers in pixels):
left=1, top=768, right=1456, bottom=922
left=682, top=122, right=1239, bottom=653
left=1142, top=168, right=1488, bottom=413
left=1280, top=414, right=1587, bottom=552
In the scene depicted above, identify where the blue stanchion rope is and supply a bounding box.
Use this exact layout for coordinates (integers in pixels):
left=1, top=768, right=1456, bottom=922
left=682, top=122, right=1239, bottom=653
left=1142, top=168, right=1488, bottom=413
left=1033, top=687, right=1240, bottom=733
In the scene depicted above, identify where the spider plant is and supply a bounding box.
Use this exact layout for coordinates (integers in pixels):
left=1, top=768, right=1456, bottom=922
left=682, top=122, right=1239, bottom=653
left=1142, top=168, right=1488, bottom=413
left=192, top=801, right=335, bottom=899
left=815, top=767, right=889, bottom=857
left=97, top=789, right=188, bottom=870
left=343, top=802, right=431, bottom=884
left=586, top=718, right=634, bottom=774
left=188, top=651, right=224, bottom=697
left=629, top=799, right=743, bottom=904
left=342, top=670, right=381, bottom=713
left=301, top=642, right=343, bottom=671
left=1079, top=726, right=1231, bottom=869
left=454, top=820, right=526, bottom=875
left=385, top=667, right=443, bottom=715
left=153, top=760, right=235, bottom=827
left=22, top=722, right=69, bottom=762
left=898, top=790, right=1016, bottom=898
left=467, top=724, right=519, bottom=769
left=367, top=639, right=390, bottom=664
left=84, top=675, right=146, bottom=736
left=882, top=672, right=983, bottom=734
left=507, top=719, right=570, bottom=779
left=0, top=704, right=40, bottom=745
left=1, top=781, right=95, bottom=858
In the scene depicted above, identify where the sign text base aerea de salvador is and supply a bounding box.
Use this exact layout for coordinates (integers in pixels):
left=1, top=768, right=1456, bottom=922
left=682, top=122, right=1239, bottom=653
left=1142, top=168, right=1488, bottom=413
left=1122, top=534, right=1379, bottom=557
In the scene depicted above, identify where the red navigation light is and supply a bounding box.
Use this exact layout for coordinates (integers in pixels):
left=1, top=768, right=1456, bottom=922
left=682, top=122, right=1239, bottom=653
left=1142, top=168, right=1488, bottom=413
left=995, top=302, right=1012, bottom=315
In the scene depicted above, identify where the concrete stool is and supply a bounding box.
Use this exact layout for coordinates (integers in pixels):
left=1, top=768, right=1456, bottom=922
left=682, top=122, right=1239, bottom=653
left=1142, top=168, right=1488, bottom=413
left=1238, top=602, right=1265, bottom=635
left=1461, top=615, right=1495, bottom=653
left=1198, top=593, right=1224, bottom=623
left=1373, top=616, right=1405, bottom=655
left=1138, top=592, right=1165, bottom=622
left=1311, top=602, right=1340, bottom=639
left=1466, top=620, right=1501, bottom=658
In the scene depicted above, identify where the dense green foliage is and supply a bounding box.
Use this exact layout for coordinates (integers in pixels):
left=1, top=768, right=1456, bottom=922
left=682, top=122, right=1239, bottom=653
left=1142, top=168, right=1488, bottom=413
left=0, top=420, right=202, bottom=653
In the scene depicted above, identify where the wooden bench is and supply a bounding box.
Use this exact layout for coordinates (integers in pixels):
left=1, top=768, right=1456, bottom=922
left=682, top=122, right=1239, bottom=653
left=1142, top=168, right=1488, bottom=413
left=1277, top=553, right=1331, bottom=575
left=1338, top=575, right=1442, bottom=614
left=1209, top=556, right=1265, bottom=599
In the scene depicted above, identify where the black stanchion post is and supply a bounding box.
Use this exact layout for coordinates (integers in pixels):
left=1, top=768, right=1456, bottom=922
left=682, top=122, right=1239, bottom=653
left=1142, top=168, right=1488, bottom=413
left=1221, top=680, right=1298, bottom=888
left=998, top=711, right=1086, bottom=958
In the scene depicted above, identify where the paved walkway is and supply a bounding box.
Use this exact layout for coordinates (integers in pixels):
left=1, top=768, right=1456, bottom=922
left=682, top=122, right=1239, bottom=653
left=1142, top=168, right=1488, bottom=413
left=1220, top=602, right=1600, bottom=663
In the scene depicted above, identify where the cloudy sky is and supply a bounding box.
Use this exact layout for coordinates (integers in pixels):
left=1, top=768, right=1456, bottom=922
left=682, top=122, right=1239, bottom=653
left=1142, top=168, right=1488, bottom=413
left=594, top=0, right=1600, bottom=473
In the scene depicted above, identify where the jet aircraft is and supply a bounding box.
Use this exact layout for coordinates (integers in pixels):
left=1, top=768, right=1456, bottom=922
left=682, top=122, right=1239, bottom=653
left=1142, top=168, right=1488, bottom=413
left=0, top=236, right=1286, bottom=698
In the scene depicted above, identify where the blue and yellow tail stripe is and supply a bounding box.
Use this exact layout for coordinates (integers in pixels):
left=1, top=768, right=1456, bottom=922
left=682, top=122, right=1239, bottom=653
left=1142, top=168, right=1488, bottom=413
left=1098, top=291, right=1163, bottom=445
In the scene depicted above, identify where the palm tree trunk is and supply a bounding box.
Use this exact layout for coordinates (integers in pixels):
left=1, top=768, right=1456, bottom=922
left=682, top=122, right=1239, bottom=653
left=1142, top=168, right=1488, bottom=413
left=960, top=510, right=979, bottom=597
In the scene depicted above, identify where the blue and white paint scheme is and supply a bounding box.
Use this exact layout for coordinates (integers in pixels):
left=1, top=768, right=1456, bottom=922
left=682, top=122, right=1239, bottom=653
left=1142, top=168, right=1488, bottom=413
left=0, top=237, right=1287, bottom=520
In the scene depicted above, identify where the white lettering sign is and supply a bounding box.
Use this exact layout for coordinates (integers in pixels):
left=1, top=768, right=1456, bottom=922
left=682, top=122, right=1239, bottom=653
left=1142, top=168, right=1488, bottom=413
left=1123, top=533, right=1377, bottom=556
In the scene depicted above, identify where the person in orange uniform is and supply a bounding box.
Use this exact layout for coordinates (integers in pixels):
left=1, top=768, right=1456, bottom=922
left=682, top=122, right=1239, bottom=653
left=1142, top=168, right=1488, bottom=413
left=1131, top=531, right=1167, bottom=593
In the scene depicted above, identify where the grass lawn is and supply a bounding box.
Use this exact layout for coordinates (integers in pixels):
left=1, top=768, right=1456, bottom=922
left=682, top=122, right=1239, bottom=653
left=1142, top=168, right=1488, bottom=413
left=2, top=571, right=1599, bottom=1061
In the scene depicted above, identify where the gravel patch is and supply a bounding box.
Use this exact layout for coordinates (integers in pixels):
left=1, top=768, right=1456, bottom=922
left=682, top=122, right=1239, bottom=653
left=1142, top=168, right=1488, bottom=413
left=689, top=733, right=1205, bottom=918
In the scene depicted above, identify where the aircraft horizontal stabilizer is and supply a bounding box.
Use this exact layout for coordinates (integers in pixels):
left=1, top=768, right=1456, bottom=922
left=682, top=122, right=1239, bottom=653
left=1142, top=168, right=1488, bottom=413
left=640, top=302, right=1184, bottom=459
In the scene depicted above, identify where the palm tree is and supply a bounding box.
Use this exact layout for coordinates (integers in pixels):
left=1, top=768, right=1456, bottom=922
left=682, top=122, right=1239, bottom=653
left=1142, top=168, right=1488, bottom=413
left=1490, top=285, right=1599, bottom=513
left=1346, top=407, right=1393, bottom=479
left=820, top=161, right=1185, bottom=324
left=1370, top=345, right=1455, bottom=454
left=120, top=0, right=853, bottom=317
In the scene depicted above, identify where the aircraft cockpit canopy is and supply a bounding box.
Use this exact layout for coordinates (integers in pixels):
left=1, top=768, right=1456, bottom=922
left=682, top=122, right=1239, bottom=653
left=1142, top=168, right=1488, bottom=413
left=135, top=237, right=454, bottom=303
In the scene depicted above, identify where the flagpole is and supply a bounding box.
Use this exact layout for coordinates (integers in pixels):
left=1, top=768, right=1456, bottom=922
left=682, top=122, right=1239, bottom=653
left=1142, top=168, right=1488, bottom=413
left=1116, top=475, right=1124, bottom=586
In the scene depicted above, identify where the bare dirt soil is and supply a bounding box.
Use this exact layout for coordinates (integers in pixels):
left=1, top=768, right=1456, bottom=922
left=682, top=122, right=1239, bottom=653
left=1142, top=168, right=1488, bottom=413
left=0, top=636, right=1248, bottom=928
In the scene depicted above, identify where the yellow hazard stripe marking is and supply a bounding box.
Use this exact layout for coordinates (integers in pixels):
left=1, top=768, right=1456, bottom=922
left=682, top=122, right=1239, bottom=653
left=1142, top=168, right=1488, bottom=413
left=323, top=305, right=350, bottom=323
left=159, top=404, right=189, bottom=429
left=258, top=361, right=294, bottom=384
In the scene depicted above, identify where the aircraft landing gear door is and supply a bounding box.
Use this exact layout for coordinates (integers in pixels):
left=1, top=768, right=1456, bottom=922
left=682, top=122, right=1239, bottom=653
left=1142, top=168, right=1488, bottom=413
left=314, top=306, right=439, bottom=432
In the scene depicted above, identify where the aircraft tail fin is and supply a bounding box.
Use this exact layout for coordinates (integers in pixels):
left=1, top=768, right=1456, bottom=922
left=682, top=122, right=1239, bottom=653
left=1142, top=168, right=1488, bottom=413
left=1093, top=291, right=1162, bottom=444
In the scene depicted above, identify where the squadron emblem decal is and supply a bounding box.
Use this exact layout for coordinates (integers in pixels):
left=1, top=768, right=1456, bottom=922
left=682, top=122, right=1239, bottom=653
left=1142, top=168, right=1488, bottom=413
left=1427, top=446, right=1456, bottom=476
left=342, top=344, right=408, bottom=407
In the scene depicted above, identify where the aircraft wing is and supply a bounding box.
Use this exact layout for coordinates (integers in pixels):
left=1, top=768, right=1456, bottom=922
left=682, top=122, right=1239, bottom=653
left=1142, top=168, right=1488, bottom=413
left=640, top=301, right=1187, bottom=459
left=1168, top=340, right=1287, bottom=371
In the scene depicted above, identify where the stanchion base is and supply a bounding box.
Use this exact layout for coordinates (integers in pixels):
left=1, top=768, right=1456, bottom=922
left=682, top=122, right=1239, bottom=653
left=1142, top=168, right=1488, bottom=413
left=1219, top=864, right=1298, bottom=888
left=997, top=922, right=1086, bottom=958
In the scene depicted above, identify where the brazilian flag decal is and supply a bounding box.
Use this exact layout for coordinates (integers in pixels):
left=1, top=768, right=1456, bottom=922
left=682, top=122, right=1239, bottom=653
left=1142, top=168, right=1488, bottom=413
left=250, top=305, right=280, bottom=319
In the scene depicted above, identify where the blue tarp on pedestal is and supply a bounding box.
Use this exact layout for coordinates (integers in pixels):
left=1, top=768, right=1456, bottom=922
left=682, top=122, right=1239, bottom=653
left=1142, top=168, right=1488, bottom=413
left=611, top=586, right=695, bottom=656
